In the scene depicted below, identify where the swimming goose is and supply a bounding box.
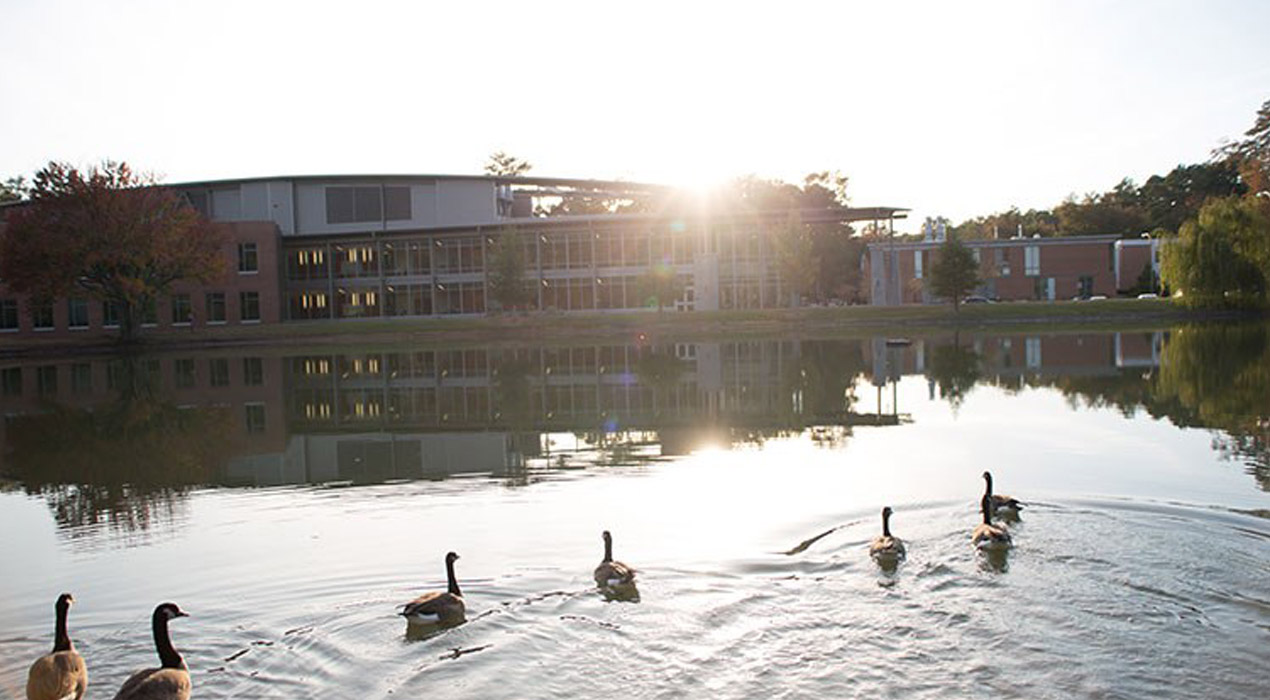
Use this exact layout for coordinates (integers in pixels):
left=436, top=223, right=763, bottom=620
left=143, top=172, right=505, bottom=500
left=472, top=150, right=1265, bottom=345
left=594, top=530, right=637, bottom=587
left=26, top=593, right=88, bottom=700
left=869, top=506, right=906, bottom=560
left=400, top=551, right=466, bottom=626
left=972, top=494, right=1012, bottom=550
left=110, top=602, right=190, bottom=700
left=982, top=471, right=1023, bottom=516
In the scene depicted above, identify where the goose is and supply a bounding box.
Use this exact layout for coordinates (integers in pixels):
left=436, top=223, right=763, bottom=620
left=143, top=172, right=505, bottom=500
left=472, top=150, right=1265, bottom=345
left=26, top=593, right=87, bottom=700
left=400, top=552, right=466, bottom=626
left=869, top=506, right=906, bottom=561
left=594, top=530, right=636, bottom=588
left=972, top=494, right=1013, bottom=550
left=982, top=471, right=1023, bottom=516
left=110, top=602, right=190, bottom=700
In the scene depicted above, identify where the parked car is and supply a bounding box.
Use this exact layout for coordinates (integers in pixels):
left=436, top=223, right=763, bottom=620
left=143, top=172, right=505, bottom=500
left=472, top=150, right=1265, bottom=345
left=1136, top=293, right=1160, bottom=299
left=964, top=295, right=993, bottom=304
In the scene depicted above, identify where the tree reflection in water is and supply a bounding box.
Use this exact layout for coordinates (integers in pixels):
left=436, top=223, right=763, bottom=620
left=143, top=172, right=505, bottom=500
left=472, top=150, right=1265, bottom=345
left=925, top=336, right=981, bottom=412
left=6, top=354, right=235, bottom=536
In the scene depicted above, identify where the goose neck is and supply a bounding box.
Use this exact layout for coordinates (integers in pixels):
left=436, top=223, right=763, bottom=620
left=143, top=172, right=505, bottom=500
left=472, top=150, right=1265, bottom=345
left=153, top=614, right=185, bottom=670
left=446, top=557, right=462, bottom=597
left=53, top=603, right=72, bottom=652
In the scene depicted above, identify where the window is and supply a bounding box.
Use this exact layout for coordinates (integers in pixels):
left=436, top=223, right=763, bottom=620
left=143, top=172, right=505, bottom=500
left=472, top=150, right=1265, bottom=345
left=243, top=357, right=264, bottom=386
left=175, top=358, right=196, bottom=388
left=32, top=302, right=54, bottom=330
left=245, top=403, right=266, bottom=434
left=140, top=298, right=158, bottom=326
left=209, top=358, right=230, bottom=387
left=325, top=186, right=411, bottom=224
left=71, top=363, right=92, bottom=394
left=36, top=365, right=57, bottom=395
left=103, top=301, right=121, bottom=328
left=1024, top=245, right=1040, bottom=276
left=183, top=189, right=210, bottom=216
left=0, top=300, right=17, bottom=331
left=67, top=299, right=89, bottom=329
left=913, top=250, right=923, bottom=280
left=206, top=293, right=227, bottom=323
left=1, top=367, right=21, bottom=396
left=171, top=294, right=192, bottom=325
left=240, top=291, right=261, bottom=322
left=238, top=242, right=259, bottom=273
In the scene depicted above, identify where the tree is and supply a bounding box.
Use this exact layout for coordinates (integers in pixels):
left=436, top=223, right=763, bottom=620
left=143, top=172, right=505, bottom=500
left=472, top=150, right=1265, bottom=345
left=1160, top=196, right=1269, bottom=308
left=1217, top=98, right=1270, bottom=198
left=484, top=151, right=533, bottom=177
left=0, top=161, right=227, bottom=342
left=486, top=228, right=533, bottom=311
left=928, top=234, right=981, bottom=311
left=0, top=176, right=27, bottom=203
left=773, top=217, right=818, bottom=304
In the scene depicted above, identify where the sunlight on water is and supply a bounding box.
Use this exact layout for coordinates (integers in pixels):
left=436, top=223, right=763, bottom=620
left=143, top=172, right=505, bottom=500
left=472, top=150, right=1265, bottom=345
left=1, top=324, right=1268, bottom=698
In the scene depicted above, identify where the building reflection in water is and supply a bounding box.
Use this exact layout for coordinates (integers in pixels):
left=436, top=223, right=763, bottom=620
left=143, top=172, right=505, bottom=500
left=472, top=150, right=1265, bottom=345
left=3, top=325, right=1268, bottom=534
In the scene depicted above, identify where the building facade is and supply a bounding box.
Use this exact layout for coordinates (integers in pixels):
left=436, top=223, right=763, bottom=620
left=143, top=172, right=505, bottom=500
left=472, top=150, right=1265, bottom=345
left=865, top=233, right=1162, bottom=305
left=0, top=174, right=905, bottom=342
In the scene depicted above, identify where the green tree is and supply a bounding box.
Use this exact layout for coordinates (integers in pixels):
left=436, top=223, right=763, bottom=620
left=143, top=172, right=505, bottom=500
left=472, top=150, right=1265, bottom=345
left=929, top=234, right=981, bottom=311
left=926, top=338, right=981, bottom=410
left=484, top=151, right=533, bottom=177
left=486, top=228, right=533, bottom=311
left=0, top=175, right=27, bottom=203
left=773, top=217, right=818, bottom=304
left=1160, top=196, right=1269, bottom=308
left=1217, top=98, right=1270, bottom=197
left=1138, top=162, right=1246, bottom=234
left=0, top=162, right=227, bottom=342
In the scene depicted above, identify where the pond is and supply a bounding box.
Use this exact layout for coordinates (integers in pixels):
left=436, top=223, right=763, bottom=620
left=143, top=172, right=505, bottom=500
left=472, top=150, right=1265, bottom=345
left=2, top=323, right=1268, bottom=698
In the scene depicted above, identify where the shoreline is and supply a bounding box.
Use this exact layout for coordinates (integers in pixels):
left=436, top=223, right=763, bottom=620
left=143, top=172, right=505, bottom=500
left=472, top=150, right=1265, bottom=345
left=0, top=300, right=1261, bottom=358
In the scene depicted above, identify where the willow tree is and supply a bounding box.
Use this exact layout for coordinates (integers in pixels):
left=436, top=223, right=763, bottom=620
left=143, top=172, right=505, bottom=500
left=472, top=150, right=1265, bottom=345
left=0, top=161, right=227, bottom=342
left=1160, top=196, right=1269, bottom=308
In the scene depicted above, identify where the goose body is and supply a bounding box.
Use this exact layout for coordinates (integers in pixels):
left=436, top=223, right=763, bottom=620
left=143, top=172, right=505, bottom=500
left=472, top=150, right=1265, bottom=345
left=594, top=530, right=637, bottom=587
left=111, top=603, right=190, bottom=700
left=26, top=593, right=87, bottom=700
left=869, top=506, right=906, bottom=560
left=401, top=552, right=466, bottom=626
left=982, top=471, right=1024, bottom=516
left=972, top=494, right=1012, bottom=550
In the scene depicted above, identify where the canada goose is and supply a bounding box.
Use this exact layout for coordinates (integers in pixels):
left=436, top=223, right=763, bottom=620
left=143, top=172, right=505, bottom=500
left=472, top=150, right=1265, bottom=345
left=972, top=494, right=1012, bottom=550
left=869, top=506, right=906, bottom=560
left=110, top=602, right=190, bottom=700
left=982, top=471, right=1024, bottom=516
left=594, top=530, right=636, bottom=587
left=400, top=551, right=466, bottom=626
left=26, top=593, right=87, bottom=700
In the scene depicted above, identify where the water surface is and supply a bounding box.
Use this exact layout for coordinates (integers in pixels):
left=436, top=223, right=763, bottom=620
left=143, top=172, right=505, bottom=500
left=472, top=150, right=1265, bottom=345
left=2, top=324, right=1268, bottom=698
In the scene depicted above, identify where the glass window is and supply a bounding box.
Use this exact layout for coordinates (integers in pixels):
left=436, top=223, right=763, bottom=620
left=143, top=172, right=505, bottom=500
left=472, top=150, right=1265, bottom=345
left=140, top=298, right=158, bottom=326
left=206, top=292, right=227, bottom=323
left=36, top=365, right=57, bottom=395
left=245, top=403, right=266, bottom=434
left=384, top=186, right=412, bottom=220
left=171, top=294, right=192, bottom=325
left=103, top=301, right=121, bottom=328
left=1025, top=246, right=1040, bottom=276
left=209, top=358, right=230, bottom=387
left=1, top=367, right=22, bottom=396
left=32, top=302, right=54, bottom=330
left=0, top=300, right=18, bottom=330
left=240, top=291, right=261, bottom=322
left=71, top=363, right=92, bottom=394
left=238, top=242, right=259, bottom=273
left=325, top=186, right=387, bottom=224
left=67, top=299, right=90, bottom=328
left=243, top=357, right=263, bottom=386
left=175, top=358, right=196, bottom=388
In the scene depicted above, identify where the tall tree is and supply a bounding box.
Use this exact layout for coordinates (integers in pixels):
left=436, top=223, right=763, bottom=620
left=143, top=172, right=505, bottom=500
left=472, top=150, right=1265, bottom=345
left=0, top=161, right=227, bottom=342
left=486, top=228, right=533, bottom=311
left=0, top=176, right=27, bottom=203
left=637, top=263, right=684, bottom=313
left=484, top=151, right=533, bottom=177
left=773, top=217, right=818, bottom=304
left=928, top=234, right=981, bottom=311
left=1217, top=98, right=1270, bottom=197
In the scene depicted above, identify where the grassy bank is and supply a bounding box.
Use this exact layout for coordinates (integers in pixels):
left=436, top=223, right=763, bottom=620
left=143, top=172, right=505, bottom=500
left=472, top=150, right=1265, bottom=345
left=0, top=299, right=1259, bottom=357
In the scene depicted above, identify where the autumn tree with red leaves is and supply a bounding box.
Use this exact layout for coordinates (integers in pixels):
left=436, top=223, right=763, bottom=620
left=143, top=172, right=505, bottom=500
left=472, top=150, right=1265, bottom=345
left=0, top=161, right=227, bottom=342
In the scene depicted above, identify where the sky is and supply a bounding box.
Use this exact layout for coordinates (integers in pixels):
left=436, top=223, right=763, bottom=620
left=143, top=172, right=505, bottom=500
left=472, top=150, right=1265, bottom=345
left=1, top=0, right=1268, bottom=231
